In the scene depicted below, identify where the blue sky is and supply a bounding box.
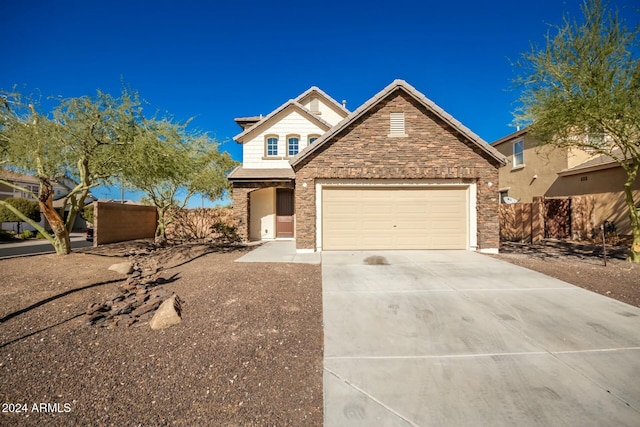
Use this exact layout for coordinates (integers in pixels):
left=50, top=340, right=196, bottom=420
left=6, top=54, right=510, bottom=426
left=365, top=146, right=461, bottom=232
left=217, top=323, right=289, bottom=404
left=1, top=0, right=637, bottom=205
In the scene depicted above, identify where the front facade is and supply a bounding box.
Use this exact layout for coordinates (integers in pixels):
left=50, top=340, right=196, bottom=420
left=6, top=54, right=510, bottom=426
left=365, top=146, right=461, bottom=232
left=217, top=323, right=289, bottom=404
left=230, top=80, right=506, bottom=252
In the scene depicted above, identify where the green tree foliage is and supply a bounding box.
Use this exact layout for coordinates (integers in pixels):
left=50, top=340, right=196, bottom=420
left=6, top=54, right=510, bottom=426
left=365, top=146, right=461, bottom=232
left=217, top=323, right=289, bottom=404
left=0, top=197, right=41, bottom=234
left=0, top=89, right=141, bottom=254
left=514, top=0, right=640, bottom=261
left=82, top=203, right=94, bottom=224
left=121, top=117, right=238, bottom=242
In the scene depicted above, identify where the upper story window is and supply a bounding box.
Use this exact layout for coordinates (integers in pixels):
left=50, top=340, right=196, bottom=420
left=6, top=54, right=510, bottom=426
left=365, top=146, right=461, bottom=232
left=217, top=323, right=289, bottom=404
left=513, top=140, right=524, bottom=167
left=287, top=135, right=300, bottom=157
left=265, top=135, right=278, bottom=157
left=389, top=112, right=407, bottom=137
left=308, top=134, right=320, bottom=145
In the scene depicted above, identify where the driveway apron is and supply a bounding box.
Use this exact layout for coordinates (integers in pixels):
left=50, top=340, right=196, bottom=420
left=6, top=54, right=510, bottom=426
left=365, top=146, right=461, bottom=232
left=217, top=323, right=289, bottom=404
left=322, top=250, right=640, bottom=426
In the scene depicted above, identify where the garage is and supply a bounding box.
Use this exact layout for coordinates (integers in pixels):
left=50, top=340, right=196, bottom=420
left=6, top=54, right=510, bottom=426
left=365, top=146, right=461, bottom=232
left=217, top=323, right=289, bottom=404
left=322, top=186, right=468, bottom=250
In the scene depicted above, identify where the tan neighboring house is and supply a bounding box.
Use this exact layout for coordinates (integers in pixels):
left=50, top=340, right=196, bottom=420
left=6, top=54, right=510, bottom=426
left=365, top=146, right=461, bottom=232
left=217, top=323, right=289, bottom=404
left=229, top=79, right=507, bottom=253
left=492, top=128, right=640, bottom=235
left=0, top=169, right=93, bottom=231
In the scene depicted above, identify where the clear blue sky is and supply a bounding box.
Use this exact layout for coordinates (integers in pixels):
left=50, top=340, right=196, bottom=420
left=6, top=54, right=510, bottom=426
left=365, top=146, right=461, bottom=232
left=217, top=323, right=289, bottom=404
left=1, top=0, right=637, bottom=205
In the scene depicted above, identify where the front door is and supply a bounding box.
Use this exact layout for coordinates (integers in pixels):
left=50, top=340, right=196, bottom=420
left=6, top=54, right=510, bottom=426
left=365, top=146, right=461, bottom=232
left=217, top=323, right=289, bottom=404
left=276, top=188, right=294, bottom=238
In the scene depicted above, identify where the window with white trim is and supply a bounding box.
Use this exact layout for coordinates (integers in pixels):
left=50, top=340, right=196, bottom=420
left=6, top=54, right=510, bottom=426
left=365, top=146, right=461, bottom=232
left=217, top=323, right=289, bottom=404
left=265, top=136, right=278, bottom=157
left=389, top=112, right=406, bottom=136
left=287, top=135, right=300, bottom=156
left=513, top=140, right=524, bottom=167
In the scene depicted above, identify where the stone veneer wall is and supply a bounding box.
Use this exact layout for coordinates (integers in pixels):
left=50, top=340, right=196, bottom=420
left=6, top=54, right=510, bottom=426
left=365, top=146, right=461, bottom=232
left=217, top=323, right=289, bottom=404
left=293, top=91, right=502, bottom=251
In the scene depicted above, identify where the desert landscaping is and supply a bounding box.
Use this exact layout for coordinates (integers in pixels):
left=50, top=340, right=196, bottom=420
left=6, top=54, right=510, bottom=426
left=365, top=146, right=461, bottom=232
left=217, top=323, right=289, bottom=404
left=1, top=238, right=639, bottom=426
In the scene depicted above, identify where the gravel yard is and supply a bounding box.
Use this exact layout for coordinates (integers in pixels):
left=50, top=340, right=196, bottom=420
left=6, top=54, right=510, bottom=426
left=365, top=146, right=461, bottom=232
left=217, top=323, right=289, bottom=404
left=2, top=238, right=639, bottom=426
left=493, top=240, right=640, bottom=308
left=0, top=242, right=323, bottom=426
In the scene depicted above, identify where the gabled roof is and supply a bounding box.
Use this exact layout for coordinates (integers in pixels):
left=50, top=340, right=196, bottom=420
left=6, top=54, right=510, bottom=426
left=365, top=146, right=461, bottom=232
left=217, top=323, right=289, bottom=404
left=233, top=100, right=333, bottom=144
left=291, top=79, right=507, bottom=167
left=295, top=86, right=350, bottom=116
left=558, top=148, right=626, bottom=176
left=491, top=128, right=529, bottom=146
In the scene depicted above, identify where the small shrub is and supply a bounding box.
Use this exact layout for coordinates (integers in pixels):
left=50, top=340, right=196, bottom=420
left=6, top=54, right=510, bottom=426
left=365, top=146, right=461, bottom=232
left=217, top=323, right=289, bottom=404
left=20, top=230, right=34, bottom=239
left=211, top=221, right=240, bottom=242
left=36, top=232, right=48, bottom=239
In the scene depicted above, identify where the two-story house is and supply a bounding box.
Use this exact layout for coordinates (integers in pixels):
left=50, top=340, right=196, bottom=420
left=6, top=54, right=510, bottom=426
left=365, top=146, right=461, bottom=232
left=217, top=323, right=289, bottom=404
left=492, top=128, right=640, bottom=235
left=228, top=86, right=350, bottom=241
left=229, top=80, right=507, bottom=253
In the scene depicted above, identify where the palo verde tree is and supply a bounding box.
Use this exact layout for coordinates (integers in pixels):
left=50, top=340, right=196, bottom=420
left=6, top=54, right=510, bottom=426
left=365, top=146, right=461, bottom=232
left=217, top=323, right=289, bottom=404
left=121, top=117, right=237, bottom=242
left=0, top=88, right=140, bottom=254
left=514, top=0, right=640, bottom=261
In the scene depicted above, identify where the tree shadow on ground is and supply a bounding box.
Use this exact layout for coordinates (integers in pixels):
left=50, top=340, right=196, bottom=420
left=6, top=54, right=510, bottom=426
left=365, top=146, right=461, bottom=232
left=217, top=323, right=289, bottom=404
left=499, top=239, right=629, bottom=261
left=0, top=278, right=126, bottom=324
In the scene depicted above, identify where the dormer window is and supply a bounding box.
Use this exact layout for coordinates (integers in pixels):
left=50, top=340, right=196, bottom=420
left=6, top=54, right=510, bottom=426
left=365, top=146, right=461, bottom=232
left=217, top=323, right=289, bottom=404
left=389, top=112, right=407, bottom=137
left=287, top=134, right=300, bottom=156
left=265, top=135, right=278, bottom=157
left=308, top=134, right=320, bottom=145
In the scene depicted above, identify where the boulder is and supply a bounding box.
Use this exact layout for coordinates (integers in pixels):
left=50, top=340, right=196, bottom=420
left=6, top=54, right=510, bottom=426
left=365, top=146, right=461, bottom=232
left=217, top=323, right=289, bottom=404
left=149, top=295, right=183, bottom=330
left=108, top=262, right=134, bottom=275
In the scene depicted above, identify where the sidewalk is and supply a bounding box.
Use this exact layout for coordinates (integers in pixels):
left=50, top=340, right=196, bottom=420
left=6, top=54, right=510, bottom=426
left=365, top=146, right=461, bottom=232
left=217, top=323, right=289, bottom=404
left=235, top=240, right=321, bottom=264
left=0, top=232, right=87, bottom=248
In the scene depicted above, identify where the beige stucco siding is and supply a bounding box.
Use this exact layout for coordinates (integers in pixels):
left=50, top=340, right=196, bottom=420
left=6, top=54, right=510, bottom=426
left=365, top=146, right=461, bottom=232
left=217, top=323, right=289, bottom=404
left=548, top=167, right=640, bottom=235
left=494, top=134, right=596, bottom=203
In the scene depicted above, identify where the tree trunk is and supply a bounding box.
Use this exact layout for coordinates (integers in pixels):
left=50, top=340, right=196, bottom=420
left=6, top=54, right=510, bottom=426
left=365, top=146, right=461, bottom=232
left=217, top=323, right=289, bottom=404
left=623, top=172, right=640, bottom=262
left=38, top=177, right=71, bottom=255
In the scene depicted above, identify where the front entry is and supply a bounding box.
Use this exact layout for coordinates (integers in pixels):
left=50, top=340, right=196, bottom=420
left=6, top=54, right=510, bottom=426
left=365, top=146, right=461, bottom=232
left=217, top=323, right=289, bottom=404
left=276, top=188, right=294, bottom=238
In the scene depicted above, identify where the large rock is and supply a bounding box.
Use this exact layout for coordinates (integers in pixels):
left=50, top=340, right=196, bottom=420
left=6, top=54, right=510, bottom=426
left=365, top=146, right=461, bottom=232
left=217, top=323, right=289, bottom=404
left=108, top=262, right=134, bottom=275
left=149, top=295, right=183, bottom=330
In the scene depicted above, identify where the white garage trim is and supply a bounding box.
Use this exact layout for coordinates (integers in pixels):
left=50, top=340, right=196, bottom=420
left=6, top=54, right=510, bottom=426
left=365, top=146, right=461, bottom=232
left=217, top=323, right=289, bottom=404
left=314, top=179, right=477, bottom=251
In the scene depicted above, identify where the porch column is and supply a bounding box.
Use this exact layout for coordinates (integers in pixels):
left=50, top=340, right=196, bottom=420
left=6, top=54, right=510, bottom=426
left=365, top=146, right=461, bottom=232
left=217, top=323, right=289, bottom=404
left=232, top=186, right=251, bottom=242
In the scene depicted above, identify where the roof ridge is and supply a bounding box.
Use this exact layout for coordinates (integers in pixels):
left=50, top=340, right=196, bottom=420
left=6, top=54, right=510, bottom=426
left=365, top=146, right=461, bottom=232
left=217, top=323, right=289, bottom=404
left=290, top=80, right=506, bottom=167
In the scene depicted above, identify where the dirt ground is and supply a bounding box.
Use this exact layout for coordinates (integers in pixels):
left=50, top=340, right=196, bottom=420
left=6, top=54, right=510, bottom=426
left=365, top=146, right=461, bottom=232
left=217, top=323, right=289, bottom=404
left=493, top=240, right=640, bottom=308
left=0, top=241, right=323, bottom=426
left=2, top=238, right=639, bottom=426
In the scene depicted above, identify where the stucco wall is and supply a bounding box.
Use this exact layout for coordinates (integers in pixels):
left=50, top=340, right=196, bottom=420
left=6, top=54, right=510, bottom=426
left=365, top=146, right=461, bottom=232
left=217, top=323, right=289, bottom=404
left=94, top=201, right=157, bottom=246
left=249, top=187, right=276, bottom=240
left=293, top=90, right=502, bottom=251
left=494, top=134, right=595, bottom=203
left=547, top=167, right=640, bottom=235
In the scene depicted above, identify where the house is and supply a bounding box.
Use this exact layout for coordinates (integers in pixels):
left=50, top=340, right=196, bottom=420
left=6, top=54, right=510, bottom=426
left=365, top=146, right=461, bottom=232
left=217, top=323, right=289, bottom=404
left=492, top=128, right=640, bottom=235
left=229, top=79, right=507, bottom=252
left=0, top=169, right=94, bottom=231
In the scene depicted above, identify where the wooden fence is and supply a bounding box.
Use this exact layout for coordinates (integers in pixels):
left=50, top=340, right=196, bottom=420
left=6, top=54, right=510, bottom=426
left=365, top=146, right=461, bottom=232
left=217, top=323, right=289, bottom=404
left=499, top=196, right=595, bottom=243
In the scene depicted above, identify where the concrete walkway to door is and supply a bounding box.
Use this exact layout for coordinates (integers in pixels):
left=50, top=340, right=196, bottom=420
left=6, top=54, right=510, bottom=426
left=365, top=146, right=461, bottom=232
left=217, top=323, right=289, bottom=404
left=322, top=250, right=640, bottom=426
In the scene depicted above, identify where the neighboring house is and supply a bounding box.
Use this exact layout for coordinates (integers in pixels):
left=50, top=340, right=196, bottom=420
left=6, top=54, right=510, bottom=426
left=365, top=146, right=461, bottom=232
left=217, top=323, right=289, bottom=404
left=0, top=169, right=94, bottom=231
left=229, top=79, right=507, bottom=253
left=492, top=128, right=640, bottom=235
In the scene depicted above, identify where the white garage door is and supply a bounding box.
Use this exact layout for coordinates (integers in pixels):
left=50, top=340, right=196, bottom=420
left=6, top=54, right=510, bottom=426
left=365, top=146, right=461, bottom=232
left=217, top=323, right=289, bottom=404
left=322, top=187, right=468, bottom=250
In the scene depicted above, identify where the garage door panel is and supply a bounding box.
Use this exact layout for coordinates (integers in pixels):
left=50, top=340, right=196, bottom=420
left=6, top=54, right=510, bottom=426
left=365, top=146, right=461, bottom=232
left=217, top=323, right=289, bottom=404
left=322, top=187, right=468, bottom=250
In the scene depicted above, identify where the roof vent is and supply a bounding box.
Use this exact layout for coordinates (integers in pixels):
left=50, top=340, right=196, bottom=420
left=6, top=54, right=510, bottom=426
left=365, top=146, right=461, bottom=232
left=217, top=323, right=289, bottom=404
left=342, top=100, right=347, bottom=108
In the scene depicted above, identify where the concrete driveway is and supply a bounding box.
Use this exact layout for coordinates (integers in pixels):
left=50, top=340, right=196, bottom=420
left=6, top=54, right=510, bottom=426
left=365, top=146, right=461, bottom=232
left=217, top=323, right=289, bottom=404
left=322, top=250, right=640, bottom=426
